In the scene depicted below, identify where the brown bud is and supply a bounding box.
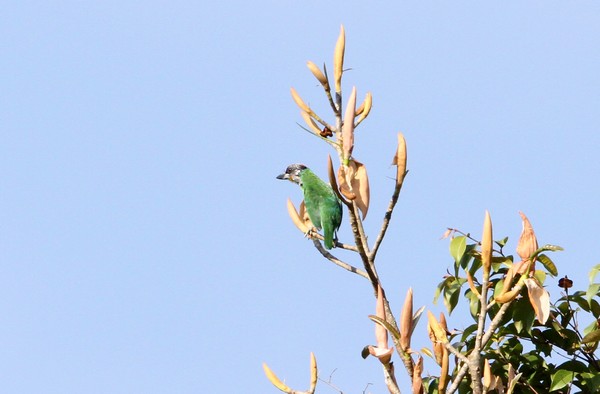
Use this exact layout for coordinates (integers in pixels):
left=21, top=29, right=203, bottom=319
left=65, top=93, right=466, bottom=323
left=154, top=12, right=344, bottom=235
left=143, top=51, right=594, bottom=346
left=333, top=25, right=345, bottom=93
left=517, top=211, right=538, bottom=263
left=392, top=133, right=407, bottom=187
left=306, top=61, right=329, bottom=91
left=400, top=288, right=413, bottom=350
left=355, top=92, right=372, bottom=125
left=342, top=87, right=356, bottom=162
left=481, top=210, right=493, bottom=280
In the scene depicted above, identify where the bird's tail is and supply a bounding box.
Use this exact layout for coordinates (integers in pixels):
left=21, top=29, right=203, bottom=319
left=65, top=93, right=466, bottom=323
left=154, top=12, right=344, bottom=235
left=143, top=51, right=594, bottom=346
left=323, top=223, right=335, bottom=250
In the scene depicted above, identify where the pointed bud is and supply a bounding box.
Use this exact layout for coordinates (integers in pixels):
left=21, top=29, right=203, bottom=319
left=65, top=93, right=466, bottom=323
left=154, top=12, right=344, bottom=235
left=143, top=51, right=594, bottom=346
left=481, top=210, right=493, bottom=280
left=309, top=352, right=318, bottom=393
left=367, top=285, right=394, bottom=364
left=439, top=347, right=449, bottom=392
left=342, top=87, right=356, bottom=163
left=262, top=363, right=293, bottom=393
left=400, top=288, right=413, bottom=350
left=517, top=211, right=538, bottom=265
left=333, top=25, right=345, bottom=94
left=290, top=87, right=312, bottom=114
left=300, top=111, right=323, bottom=136
left=412, top=355, right=424, bottom=394
left=355, top=92, right=372, bottom=124
left=307, top=61, right=330, bottom=91
left=439, top=312, right=449, bottom=335
left=392, top=133, right=407, bottom=187
left=375, top=285, right=388, bottom=348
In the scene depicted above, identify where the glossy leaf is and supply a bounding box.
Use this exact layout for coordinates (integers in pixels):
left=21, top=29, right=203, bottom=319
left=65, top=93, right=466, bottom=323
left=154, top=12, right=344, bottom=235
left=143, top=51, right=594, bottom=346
left=586, top=283, right=600, bottom=308
left=549, top=369, right=575, bottom=392
left=582, top=329, right=600, bottom=344
left=450, top=236, right=467, bottom=264
left=537, top=253, right=558, bottom=276
left=589, top=263, right=600, bottom=284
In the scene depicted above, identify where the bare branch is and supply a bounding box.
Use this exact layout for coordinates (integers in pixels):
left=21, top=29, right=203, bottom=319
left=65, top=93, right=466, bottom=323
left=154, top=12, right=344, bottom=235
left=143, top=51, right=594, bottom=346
left=312, top=239, right=368, bottom=279
left=370, top=172, right=407, bottom=261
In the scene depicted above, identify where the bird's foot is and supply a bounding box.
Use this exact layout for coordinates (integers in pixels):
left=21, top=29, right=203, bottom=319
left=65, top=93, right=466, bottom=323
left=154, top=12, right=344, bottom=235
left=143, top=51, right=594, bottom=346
left=304, top=227, right=318, bottom=239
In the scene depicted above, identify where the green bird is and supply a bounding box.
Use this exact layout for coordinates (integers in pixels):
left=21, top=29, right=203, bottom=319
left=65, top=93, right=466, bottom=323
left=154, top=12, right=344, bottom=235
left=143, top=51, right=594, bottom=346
left=277, top=164, right=343, bottom=249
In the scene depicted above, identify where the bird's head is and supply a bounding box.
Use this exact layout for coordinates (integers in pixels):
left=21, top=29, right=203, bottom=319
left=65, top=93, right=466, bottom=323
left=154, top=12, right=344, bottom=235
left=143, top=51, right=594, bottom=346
left=276, top=163, right=307, bottom=185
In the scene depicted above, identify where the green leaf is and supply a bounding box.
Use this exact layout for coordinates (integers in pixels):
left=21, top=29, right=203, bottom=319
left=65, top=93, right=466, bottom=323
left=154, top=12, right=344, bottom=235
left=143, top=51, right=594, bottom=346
left=443, top=278, right=465, bottom=314
left=582, top=329, right=600, bottom=344
left=495, top=236, right=509, bottom=247
left=588, top=263, right=600, bottom=284
left=450, top=236, right=467, bottom=263
left=534, top=244, right=564, bottom=255
left=421, top=347, right=433, bottom=359
left=586, top=283, right=600, bottom=308
left=537, top=254, right=558, bottom=276
left=434, top=276, right=453, bottom=305
left=581, top=372, right=600, bottom=393
left=533, top=269, right=547, bottom=285
left=550, top=369, right=575, bottom=392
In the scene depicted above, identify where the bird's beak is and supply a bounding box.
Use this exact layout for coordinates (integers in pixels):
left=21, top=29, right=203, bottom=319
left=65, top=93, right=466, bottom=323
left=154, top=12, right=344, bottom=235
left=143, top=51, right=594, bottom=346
left=276, top=173, right=289, bottom=180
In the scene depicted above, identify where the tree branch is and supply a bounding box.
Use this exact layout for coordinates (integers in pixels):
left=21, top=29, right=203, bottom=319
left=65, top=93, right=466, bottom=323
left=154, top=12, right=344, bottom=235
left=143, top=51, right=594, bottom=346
left=370, top=171, right=407, bottom=261
left=312, top=239, right=368, bottom=279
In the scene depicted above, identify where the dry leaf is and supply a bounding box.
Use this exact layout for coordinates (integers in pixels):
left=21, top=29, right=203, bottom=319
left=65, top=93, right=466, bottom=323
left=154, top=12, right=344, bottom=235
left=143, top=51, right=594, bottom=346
left=333, top=25, right=345, bottom=93
left=286, top=198, right=309, bottom=234
left=400, top=288, right=413, bottom=350
left=298, top=200, right=314, bottom=229
left=392, top=133, right=407, bottom=186
left=525, top=278, right=550, bottom=324
left=337, top=166, right=356, bottom=200
left=342, top=87, right=356, bottom=162
left=483, top=359, right=494, bottom=390
left=348, top=159, right=369, bottom=219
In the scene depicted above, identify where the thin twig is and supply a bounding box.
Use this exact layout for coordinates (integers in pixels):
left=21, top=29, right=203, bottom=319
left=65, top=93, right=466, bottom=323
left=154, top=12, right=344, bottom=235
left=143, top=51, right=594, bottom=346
left=312, top=239, right=368, bottom=279
left=370, top=172, right=407, bottom=261
left=443, top=340, right=469, bottom=364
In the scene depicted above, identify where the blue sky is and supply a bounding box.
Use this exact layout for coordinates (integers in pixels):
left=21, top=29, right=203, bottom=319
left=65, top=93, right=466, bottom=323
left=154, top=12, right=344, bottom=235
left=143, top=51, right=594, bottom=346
left=2, top=2, right=599, bottom=393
